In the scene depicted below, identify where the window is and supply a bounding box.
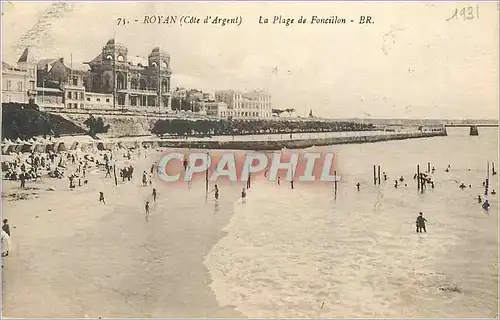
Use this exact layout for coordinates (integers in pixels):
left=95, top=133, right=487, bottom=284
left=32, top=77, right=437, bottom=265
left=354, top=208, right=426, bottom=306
left=72, top=77, right=78, bottom=86
left=80, top=92, right=84, bottom=100
left=29, top=81, right=35, bottom=90
left=117, top=55, right=124, bottom=62
left=7, top=80, right=11, bottom=90
left=97, top=98, right=101, bottom=102
left=87, top=98, right=91, bottom=101
left=17, top=81, right=23, bottom=91
left=106, top=98, right=110, bottom=103
left=68, top=92, right=72, bottom=99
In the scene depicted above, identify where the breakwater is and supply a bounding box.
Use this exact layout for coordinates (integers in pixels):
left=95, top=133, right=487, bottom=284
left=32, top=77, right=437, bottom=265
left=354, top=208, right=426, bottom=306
left=154, top=131, right=447, bottom=151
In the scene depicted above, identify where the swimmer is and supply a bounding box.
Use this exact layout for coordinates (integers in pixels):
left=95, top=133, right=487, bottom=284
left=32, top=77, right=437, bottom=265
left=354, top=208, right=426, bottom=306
left=416, top=212, right=428, bottom=233
left=482, top=200, right=490, bottom=211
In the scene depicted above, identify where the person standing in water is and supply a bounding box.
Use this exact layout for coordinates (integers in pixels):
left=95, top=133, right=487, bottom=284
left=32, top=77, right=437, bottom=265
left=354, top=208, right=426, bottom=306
left=145, top=201, right=150, bottom=221
left=416, top=212, right=427, bottom=233
left=356, top=183, right=360, bottom=191
left=152, top=188, right=157, bottom=202
left=478, top=195, right=482, bottom=203
left=99, top=192, right=106, bottom=204
left=214, top=184, right=219, bottom=200
left=241, top=188, right=247, bottom=203
left=277, top=176, right=281, bottom=186
left=482, top=200, right=490, bottom=211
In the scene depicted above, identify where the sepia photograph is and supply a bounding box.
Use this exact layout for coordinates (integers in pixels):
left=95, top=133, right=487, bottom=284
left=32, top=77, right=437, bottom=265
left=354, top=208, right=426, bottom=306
left=1, top=1, right=498, bottom=318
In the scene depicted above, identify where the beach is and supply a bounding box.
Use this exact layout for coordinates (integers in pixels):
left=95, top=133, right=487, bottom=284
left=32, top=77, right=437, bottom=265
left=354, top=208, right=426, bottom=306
left=1, top=149, right=243, bottom=317
left=1, top=127, right=498, bottom=318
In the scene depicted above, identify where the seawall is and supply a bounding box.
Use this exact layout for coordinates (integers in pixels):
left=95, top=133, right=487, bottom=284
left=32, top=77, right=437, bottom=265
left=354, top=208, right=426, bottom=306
left=153, top=131, right=446, bottom=151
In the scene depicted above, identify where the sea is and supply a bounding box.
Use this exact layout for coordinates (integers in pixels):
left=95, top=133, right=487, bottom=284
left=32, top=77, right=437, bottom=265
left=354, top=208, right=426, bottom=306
left=204, top=127, right=499, bottom=318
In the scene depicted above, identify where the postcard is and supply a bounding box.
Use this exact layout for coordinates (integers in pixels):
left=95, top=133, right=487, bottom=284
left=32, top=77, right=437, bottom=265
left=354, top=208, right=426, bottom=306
left=1, top=1, right=498, bottom=318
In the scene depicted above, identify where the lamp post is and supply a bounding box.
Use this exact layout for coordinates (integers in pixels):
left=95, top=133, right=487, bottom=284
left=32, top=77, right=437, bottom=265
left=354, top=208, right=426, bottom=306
left=42, top=78, right=46, bottom=105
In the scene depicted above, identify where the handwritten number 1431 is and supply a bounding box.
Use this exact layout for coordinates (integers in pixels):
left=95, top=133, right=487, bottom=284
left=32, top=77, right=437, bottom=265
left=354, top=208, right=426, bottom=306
left=447, top=5, right=479, bottom=21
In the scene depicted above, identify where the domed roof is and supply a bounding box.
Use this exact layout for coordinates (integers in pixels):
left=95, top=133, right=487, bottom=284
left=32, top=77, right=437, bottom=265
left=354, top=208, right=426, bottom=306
left=150, top=47, right=170, bottom=56
left=105, top=38, right=127, bottom=49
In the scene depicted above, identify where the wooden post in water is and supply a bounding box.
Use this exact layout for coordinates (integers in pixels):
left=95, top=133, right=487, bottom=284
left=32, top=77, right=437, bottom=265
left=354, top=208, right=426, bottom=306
left=373, top=165, right=377, bottom=185
left=417, top=165, right=420, bottom=191
left=377, top=165, right=381, bottom=185
left=334, top=170, right=337, bottom=198
left=205, top=152, right=209, bottom=194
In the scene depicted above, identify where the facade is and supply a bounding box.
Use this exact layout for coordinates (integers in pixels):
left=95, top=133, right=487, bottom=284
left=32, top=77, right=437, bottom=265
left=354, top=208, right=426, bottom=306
left=200, top=101, right=228, bottom=117
left=85, top=92, right=114, bottom=109
left=36, top=57, right=89, bottom=108
left=85, top=39, right=172, bottom=110
left=1, top=48, right=37, bottom=104
left=215, top=90, right=272, bottom=118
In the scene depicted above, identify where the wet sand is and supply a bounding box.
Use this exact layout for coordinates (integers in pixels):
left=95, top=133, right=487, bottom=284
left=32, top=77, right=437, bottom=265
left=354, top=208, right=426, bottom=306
left=1, top=152, right=243, bottom=317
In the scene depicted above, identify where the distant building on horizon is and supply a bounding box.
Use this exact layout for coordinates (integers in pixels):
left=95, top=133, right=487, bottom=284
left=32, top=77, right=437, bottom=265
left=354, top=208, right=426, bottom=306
left=214, top=90, right=272, bottom=119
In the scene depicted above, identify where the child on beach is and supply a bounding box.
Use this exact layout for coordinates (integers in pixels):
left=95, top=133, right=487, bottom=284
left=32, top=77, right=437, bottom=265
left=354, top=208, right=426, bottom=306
left=145, top=201, right=150, bottom=221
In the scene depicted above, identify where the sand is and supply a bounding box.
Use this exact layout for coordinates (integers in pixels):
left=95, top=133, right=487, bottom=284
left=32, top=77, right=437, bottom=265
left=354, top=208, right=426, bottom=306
left=1, top=150, right=243, bottom=318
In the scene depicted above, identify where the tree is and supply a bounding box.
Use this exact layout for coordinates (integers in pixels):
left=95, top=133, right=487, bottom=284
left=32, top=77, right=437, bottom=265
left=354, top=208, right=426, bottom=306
left=84, top=115, right=110, bottom=136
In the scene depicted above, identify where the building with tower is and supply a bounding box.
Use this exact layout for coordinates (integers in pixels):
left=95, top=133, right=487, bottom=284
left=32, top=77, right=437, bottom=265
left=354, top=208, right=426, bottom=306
left=85, top=39, right=172, bottom=111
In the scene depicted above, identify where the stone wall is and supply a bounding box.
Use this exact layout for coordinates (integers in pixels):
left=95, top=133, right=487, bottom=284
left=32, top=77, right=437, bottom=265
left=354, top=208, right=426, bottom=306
left=61, top=113, right=157, bottom=137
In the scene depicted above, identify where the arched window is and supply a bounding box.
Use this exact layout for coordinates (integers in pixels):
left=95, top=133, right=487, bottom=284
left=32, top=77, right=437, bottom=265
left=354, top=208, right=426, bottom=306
left=117, top=73, right=126, bottom=90
left=117, top=55, right=124, bottom=62
left=162, top=61, right=168, bottom=68
left=106, top=55, right=113, bottom=60
left=130, top=78, right=138, bottom=90
left=151, top=62, right=157, bottom=68
left=161, top=79, right=168, bottom=93
left=139, top=78, right=146, bottom=90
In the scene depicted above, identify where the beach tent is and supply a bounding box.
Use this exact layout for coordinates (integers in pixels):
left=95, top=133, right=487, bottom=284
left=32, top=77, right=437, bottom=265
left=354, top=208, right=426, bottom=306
left=149, top=141, right=159, bottom=149
left=15, top=138, right=23, bottom=144
left=45, top=143, right=56, bottom=153
left=70, top=141, right=80, bottom=150
left=56, top=142, right=67, bottom=152
left=32, top=143, right=47, bottom=153
left=124, top=141, right=136, bottom=149
left=20, top=143, right=32, bottom=153
left=103, top=142, right=114, bottom=150
left=2, top=143, right=12, bottom=155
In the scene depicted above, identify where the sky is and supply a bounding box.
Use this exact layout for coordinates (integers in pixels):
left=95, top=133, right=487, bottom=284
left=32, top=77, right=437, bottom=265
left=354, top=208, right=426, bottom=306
left=1, top=1, right=498, bottom=119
